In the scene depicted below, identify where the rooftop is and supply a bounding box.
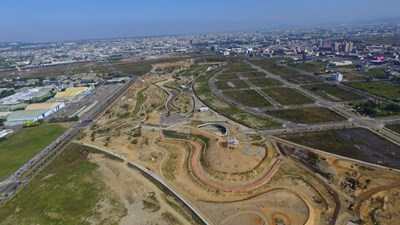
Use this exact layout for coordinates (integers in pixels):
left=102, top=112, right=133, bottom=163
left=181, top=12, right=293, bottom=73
left=25, top=102, right=62, bottom=110
left=54, top=87, right=88, bottom=99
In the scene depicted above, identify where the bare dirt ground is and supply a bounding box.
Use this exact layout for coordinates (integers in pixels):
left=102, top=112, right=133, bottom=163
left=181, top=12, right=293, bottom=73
left=89, top=153, right=193, bottom=225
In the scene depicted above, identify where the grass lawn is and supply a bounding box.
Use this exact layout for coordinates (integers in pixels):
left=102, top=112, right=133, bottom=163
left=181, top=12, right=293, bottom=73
left=228, top=67, right=258, bottom=73
left=215, top=79, right=249, bottom=90
left=267, top=107, right=346, bottom=124
left=223, top=90, right=272, bottom=108
left=282, top=74, right=322, bottom=84
left=303, top=83, right=365, bottom=102
left=345, top=81, right=400, bottom=101
left=0, top=143, right=126, bottom=224
left=262, top=87, right=314, bottom=105
left=0, top=124, right=66, bottom=181
left=247, top=78, right=281, bottom=88
left=194, top=76, right=280, bottom=128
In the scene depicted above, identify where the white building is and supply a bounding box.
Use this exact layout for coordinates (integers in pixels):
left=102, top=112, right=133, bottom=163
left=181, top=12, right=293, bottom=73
left=4, top=102, right=64, bottom=126
left=331, top=72, right=344, bottom=82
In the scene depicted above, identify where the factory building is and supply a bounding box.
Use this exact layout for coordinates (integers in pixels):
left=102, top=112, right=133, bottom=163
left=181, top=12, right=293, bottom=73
left=4, top=102, right=64, bottom=126
left=53, top=87, right=91, bottom=102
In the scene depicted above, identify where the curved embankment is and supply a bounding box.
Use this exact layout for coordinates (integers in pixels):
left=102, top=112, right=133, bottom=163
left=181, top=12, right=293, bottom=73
left=159, top=130, right=282, bottom=191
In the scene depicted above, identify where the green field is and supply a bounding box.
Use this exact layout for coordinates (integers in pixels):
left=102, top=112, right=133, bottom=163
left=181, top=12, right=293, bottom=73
left=215, top=79, right=249, bottom=90
left=248, top=78, right=281, bottom=88
left=345, top=81, right=400, bottom=101
left=112, top=61, right=153, bottom=76
left=0, top=124, right=66, bottom=181
left=249, top=60, right=298, bottom=76
left=217, top=73, right=240, bottom=80
left=363, top=69, right=388, bottom=79
left=303, top=83, right=365, bottom=102
left=0, top=144, right=126, bottom=224
left=282, top=74, right=322, bottom=84
left=223, top=90, right=272, bottom=108
left=289, top=62, right=325, bottom=74
left=267, top=107, right=346, bottom=124
left=263, top=87, right=314, bottom=105
left=239, top=71, right=266, bottom=78
left=194, top=75, right=280, bottom=128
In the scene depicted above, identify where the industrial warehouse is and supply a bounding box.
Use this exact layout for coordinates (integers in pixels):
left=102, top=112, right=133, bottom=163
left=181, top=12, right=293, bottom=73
left=4, top=102, right=65, bottom=126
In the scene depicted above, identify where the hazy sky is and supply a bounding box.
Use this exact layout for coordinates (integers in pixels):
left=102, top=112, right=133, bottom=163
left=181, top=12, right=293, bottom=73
left=1, top=0, right=399, bottom=42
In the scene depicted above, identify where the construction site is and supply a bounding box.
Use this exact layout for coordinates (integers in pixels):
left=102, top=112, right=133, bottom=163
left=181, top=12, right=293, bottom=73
left=68, top=58, right=399, bottom=225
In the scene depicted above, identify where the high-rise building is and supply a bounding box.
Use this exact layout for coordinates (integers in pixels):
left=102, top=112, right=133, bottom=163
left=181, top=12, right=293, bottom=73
left=334, top=42, right=341, bottom=52
left=344, top=41, right=353, bottom=53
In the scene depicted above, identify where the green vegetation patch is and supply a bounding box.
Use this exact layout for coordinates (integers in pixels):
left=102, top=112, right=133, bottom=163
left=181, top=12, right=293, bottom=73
left=163, top=130, right=188, bottom=139
left=194, top=75, right=280, bottom=128
left=267, top=107, right=346, bottom=124
left=249, top=59, right=298, bottom=76
left=282, top=74, right=322, bottom=84
left=363, top=69, right=388, bottom=79
left=0, top=143, right=126, bottom=224
left=262, top=87, right=314, bottom=105
left=239, top=71, right=266, bottom=78
left=303, top=83, right=365, bottom=102
left=345, top=81, right=400, bottom=101
left=247, top=78, right=281, bottom=88
left=215, top=79, right=249, bottom=90
left=351, top=100, right=400, bottom=117
left=0, top=124, right=66, bottom=181
left=223, top=90, right=272, bottom=108
left=217, top=73, right=240, bottom=80
left=112, top=61, right=153, bottom=76
left=289, top=62, right=325, bottom=74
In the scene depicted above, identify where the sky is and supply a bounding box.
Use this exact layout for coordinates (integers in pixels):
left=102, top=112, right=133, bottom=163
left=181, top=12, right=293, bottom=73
left=0, top=0, right=399, bottom=42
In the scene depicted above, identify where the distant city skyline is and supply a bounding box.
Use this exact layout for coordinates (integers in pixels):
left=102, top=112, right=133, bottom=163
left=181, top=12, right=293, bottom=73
left=1, top=0, right=400, bottom=42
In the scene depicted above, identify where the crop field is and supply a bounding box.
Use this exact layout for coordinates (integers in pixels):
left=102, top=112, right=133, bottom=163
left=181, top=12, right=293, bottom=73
left=0, top=143, right=126, bottom=224
left=278, top=128, right=400, bottom=169
left=303, top=83, right=365, bottom=102
left=228, top=67, right=258, bottom=73
left=247, top=77, right=281, bottom=88
left=194, top=75, right=280, bottom=128
left=215, top=79, right=249, bottom=90
left=0, top=124, right=66, bottom=181
left=262, top=87, right=314, bottom=105
left=266, top=107, right=346, bottom=124
left=345, top=81, right=400, bottom=101
left=223, top=90, right=272, bottom=108
left=281, top=74, right=322, bottom=84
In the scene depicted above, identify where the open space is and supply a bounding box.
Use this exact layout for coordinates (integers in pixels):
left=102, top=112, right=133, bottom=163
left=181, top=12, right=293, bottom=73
left=247, top=78, right=281, bottom=88
left=262, top=87, right=314, bottom=105
left=215, top=79, right=249, bottom=90
left=281, top=74, right=322, bottom=84
left=223, top=90, right=272, bottom=108
left=0, top=124, right=66, bottom=181
left=346, top=81, right=400, bottom=101
left=266, top=107, right=346, bottom=124
left=303, top=83, right=365, bottom=102
left=278, top=128, right=400, bottom=169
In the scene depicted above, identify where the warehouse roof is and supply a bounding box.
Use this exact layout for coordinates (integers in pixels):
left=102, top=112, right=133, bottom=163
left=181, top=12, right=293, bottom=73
left=7, top=109, right=48, bottom=121
left=25, top=102, right=62, bottom=110
left=54, top=87, right=88, bottom=99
